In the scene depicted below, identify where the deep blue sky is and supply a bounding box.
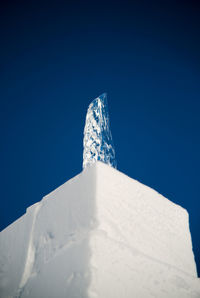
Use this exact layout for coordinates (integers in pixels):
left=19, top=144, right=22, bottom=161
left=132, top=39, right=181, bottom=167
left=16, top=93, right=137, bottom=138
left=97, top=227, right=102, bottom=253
left=0, top=1, right=200, bottom=275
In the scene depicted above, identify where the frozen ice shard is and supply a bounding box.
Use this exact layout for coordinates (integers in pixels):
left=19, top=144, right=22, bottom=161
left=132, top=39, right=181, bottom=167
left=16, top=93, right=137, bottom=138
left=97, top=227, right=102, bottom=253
left=83, top=93, right=117, bottom=169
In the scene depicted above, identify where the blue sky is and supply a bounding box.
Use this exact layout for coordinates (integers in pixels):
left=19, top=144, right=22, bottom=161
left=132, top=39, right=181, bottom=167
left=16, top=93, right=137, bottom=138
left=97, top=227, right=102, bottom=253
left=0, top=0, right=200, bottom=274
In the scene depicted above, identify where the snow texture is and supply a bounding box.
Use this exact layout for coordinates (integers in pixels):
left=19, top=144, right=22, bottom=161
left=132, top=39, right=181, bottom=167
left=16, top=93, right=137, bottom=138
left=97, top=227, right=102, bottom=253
left=83, top=93, right=117, bottom=169
left=0, top=162, right=199, bottom=298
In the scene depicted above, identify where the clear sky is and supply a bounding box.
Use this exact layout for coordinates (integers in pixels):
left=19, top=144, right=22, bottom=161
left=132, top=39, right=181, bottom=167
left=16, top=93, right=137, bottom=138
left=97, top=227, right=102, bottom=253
left=0, top=0, right=200, bottom=275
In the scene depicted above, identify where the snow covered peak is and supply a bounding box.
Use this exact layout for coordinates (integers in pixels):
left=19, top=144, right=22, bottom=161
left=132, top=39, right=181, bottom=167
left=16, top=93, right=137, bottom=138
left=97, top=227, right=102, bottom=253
left=83, top=93, right=117, bottom=169
left=0, top=162, right=199, bottom=298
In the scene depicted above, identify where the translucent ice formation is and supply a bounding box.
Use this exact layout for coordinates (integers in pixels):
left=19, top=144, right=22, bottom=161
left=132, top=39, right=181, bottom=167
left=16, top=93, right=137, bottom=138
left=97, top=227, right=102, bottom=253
left=83, top=93, right=117, bottom=169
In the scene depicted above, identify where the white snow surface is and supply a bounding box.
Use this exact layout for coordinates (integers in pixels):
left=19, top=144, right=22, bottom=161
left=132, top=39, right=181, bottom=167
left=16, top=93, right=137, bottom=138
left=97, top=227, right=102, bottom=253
left=0, top=162, right=199, bottom=298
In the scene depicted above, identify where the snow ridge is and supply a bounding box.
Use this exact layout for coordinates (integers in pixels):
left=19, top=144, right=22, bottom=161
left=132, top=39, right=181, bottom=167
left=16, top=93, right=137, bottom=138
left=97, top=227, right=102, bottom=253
left=16, top=202, right=41, bottom=297
left=83, top=93, right=116, bottom=169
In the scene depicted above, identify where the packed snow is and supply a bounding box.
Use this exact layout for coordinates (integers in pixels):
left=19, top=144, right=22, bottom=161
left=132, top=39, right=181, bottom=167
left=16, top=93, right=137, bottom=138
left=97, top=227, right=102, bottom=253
left=0, top=162, right=199, bottom=298
left=83, top=93, right=116, bottom=169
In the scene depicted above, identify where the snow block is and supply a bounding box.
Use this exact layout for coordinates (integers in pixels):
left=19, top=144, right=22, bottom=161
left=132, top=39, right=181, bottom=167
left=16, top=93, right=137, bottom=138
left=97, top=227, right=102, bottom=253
left=0, top=162, right=199, bottom=298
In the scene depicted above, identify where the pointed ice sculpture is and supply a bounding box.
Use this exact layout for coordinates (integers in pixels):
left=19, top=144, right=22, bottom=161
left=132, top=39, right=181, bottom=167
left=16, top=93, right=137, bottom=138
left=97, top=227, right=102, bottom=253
left=83, top=93, right=117, bottom=169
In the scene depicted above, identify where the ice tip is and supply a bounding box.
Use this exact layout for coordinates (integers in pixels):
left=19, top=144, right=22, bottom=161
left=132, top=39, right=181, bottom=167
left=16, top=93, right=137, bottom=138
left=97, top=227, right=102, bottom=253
left=98, top=92, right=107, bottom=99
left=83, top=92, right=117, bottom=170
left=91, top=93, right=108, bottom=105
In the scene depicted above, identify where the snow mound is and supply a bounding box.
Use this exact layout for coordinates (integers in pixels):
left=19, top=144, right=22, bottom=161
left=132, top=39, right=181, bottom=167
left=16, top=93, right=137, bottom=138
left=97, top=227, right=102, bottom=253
left=0, top=162, right=199, bottom=298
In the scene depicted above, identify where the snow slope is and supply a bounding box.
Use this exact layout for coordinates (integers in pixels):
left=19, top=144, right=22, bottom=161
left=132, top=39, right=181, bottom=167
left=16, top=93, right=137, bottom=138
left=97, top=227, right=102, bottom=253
left=0, top=162, right=199, bottom=298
